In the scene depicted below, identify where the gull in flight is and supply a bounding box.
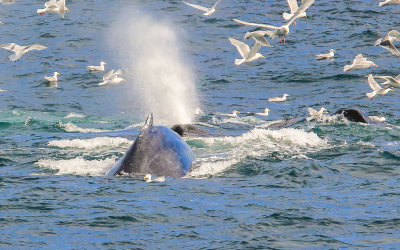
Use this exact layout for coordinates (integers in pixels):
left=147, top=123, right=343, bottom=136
left=144, top=174, right=165, bottom=183
left=244, top=31, right=273, bottom=47
left=228, top=38, right=265, bottom=65
left=98, top=69, right=125, bottom=86
left=37, top=0, right=70, bottom=19
left=216, top=110, right=240, bottom=117
left=306, top=107, right=328, bottom=121
left=0, top=43, right=47, bottom=62
left=233, top=0, right=315, bottom=44
left=366, top=74, right=394, bottom=100
left=268, top=94, right=290, bottom=102
left=44, top=72, right=60, bottom=82
left=283, top=0, right=308, bottom=26
left=315, top=49, right=335, bottom=60
left=374, top=74, right=400, bottom=88
left=375, top=30, right=400, bottom=56
left=255, top=108, right=270, bottom=116
left=87, top=61, right=107, bottom=72
left=182, top=0, right=222, bottom=16
left=343, top=54, right=377, bottom=72
left=379, top=0, right=400, bottom=7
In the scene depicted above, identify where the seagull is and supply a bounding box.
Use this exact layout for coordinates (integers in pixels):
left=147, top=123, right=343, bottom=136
left=306, top=107, right=328, bottom=121
left=216, top=110, right=240, bottom=117
left=37, top=0, right=70, bottom=19
left=87, top=61, right=107, bottom=72
left=375, top=30, right=400, bottom=56
left=0, top=43, right=47, bottom=62
left=366, top=74, right=394, bottom=100
left=244, top=31, right=273, bottom=47
left=255, top=108, right=270, bottom=116
left=0, top=0, right=14, bottom=4
left=228, top=38, right=265, bottom=65
left=379, top=0, right=400, bottom=7
left=98, top=69, right=125, bottom=86
left=144, top=174, right=165, bottom=183
left=44, top=72, right=60, bottom=82
left=343, top=54, right=377, bottom=72
left=315, top=49, right=335, bottom=60
left=233, top=0, right=315, bottom=44
left=182, top=0, right=222, bottom=16
left=282, top=0, right=308, bottom=26
left=195, top=107, right=204, bottom=115
left=374, top=74, right=400, bottom=88
left=268, top=94, right=290, bottom=102
left=369, top=116, right=386, bottom=122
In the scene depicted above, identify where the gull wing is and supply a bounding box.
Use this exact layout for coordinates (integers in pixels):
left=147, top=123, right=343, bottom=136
left=353, top=54, right=367, bottom=64
left=183, top=1, right=209, bottom=12
left=233, top=19, right=279, bottom=30
left=45, top=0, right=58, bottom=8
left=396, top=74, right=400, bottom=80
left=383, top=42, right=400, bottom=56
left=388, top=30, right=400, bottom=40
left=0, top=43, right=22, bottom=52
left=287, top=0, right=299, bottom=13
left=247, top=41, right=262, bottom=59
left=113, top=69, right=123, bottom=75
left=212, top=0, right=222, bottom=9
left=253, top=33, right=273, bottom=47
left=24, top=44, right=47, bottom=53
left=307, top=107, right=318, bottom=116
left=103, top=70, right=115, bottom=80
left=229, top=38, right=250, bottom=59
left=375, top=76, right=398, bottom=82
left=368, top=74, right=381, bottom=91
left=286, top=0, right=315, bottom=26
left=59, top=0, right=66, bottom=18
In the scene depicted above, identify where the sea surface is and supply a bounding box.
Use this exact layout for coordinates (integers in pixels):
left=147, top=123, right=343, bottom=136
left=0, top=0, right=399, bottom=249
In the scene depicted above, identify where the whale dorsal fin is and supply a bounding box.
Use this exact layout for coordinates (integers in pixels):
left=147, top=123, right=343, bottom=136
left=143, top=113, right=153, bottom=129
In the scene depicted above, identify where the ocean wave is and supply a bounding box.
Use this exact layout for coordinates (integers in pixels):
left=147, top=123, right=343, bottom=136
left=48, top=137, right=132, bottom=150
left=57, top=122, right=108, bottom=133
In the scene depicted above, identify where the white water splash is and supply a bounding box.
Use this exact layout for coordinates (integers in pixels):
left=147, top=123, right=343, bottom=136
left=64, top=113, right=86, bottom=119
left=189, top=128, right=328, bottom=178
left=109, top=10, right=198, bottom=125
left=48, top=137, right=132, bottom=150
left=58, top=122, right=108, bottom=133
left=35, top=157, right=116, bottom=176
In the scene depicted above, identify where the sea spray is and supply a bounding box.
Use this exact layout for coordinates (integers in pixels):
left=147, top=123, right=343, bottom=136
left=109, top=10, right=198, bottom=125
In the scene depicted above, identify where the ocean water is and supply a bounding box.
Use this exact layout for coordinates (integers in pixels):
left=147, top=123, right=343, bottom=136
left=0, top=0, right=399, bottom=248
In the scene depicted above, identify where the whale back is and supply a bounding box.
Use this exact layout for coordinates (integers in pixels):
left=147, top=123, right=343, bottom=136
left=335, top=108, right=372, bottom=124
left=106, top=114, right=194, bottom=178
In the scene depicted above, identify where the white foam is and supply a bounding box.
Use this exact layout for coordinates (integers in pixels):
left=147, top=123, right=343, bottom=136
left=64, top=113, right=86, bottom=119
left=35, top=157, right=116, bottom=176
left=189, top=128, right=327, bottom=178
left=58, top=122, right=108, bottom=133
left=48, top=137, right=132, bottom=150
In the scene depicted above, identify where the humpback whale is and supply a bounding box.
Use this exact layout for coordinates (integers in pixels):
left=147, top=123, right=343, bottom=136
left=106, top=114, right=195, bottom=178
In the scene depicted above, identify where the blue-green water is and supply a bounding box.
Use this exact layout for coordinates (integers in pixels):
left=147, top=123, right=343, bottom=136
left=1, top=0, right=399, bottom=248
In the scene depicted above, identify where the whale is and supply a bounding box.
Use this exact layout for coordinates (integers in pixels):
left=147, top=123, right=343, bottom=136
left=106, top=114, right=195, bottom=178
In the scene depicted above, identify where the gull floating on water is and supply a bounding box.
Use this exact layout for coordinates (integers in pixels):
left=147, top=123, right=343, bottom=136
left=379, top=0, right=400, bottom=7
left=374, top=74, right=400, bottom=88
left=0, top=0, right=14, bottom=4
left=370, top=116, right=386, bottom=122
left=283, top=0, right=308, bottom=26
left=255, top=108, right=270, bottom=116
left=0, top=43, right=47, bottom=62
left=343, top=54, right=377, bottom=72
left=375, top=30, right=400, bottom=56
left=44, top=72, right=60, bottom=82
left=144, top=174, right=165, bottom=183
left=98, top=69, right=125, bottom=86
left=182, top=0, right=222, bottom=16
left=366, top=74, right=394, bottom=100
left=244, top=31, right=273, bottom=47
left=268, top=94, right=290, bottom=102
left=228, top=38, right=265, bottom=65
left=37, top=0, right=70, bottom=19
left=315, top=49, right=335, bottom=60
left=88, top=61, right=107, bottom=72
left=306, top=107, right=328, bottom=121
left=216, top=110, right=240, bottom=117
left=233, top=0, right=315, bottom=44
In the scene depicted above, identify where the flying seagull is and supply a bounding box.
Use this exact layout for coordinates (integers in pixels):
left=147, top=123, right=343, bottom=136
left=0, top=43, right=47, bottom=62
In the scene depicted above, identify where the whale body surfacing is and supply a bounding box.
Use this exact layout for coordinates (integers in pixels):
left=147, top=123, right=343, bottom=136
left=106, top=114, right=195, bottom=178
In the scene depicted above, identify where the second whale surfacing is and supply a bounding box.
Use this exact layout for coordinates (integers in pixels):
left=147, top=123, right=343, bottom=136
left=106, top=114, right=195, bottom=178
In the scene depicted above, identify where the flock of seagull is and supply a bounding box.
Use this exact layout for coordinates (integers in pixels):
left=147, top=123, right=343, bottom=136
left=0, top=0, right=125, bottom=88
left=183, top=0, right=400, bottom=119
